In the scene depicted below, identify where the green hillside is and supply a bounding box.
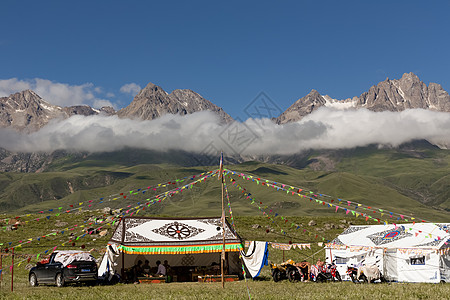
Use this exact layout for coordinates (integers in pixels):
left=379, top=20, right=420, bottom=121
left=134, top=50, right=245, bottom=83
left=0, top=145, right=449, bottom=222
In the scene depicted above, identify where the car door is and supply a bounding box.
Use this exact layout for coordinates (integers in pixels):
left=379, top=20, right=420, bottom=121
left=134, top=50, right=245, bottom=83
left=44, top=261, right=63, bottom=282
left=32, top=263, right=48, bottom=283
left=40, top=254, right=62, bottom=282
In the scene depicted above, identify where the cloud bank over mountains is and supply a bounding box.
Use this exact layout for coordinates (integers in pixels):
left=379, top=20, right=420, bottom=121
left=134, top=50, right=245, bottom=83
left=0, top=108, right=448, bottom=155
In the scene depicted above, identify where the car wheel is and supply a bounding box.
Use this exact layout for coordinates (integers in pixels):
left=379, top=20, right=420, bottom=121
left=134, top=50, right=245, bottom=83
left=29, top=273, right=38, bottom=287
left=56, top=273, right=65, bottom=287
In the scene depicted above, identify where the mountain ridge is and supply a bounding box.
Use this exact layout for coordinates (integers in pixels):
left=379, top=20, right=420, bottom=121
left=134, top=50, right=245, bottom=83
left=117, top=82, right=233, bottom=123
left=276, top=72, right=450, bottom=124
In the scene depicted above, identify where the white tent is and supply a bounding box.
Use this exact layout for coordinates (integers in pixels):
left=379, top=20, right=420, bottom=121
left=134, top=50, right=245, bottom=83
left=325, top=223, right=450, bottom=283
left=99, top=216, right=243, bottom=281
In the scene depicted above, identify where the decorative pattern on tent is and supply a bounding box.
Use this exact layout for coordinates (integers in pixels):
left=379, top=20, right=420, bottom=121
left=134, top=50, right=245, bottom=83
left=152, top=221, right=205, bottom=240
left=413, top=239, right=441, bottom=248
left=340, top=226, right=369, bottom=236
left=329, top=223, right=450, bottom=250
left=330, top=237, right=345, bottom=246
left=109, top=216, right=243, bottom=254
left=367, top=226, right=412, bottom=246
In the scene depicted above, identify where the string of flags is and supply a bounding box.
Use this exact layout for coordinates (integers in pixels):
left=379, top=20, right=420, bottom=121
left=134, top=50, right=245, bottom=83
left=225, top=169, right=448, bottom=239
left=226, top=174, right=329, bottom=243
left=223, top=176, right=252, bottom=299
left=1, top=171, right=218, bottom=251
left=244, top=240, right=312, bottom=250
left=0, top=171, right=220, bottom=276
left=1, top=170, right=217, bottom=227
left=224, top=169, right=433, bottom=225
left=223, top=178, right=236, bottom=229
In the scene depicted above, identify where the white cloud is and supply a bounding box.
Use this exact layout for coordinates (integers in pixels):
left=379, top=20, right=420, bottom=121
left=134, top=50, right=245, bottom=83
left=0, top=78, right=32, bottom=95
left=93, top=99, right=114, bottom=108
left=0, top=108, right=448, bottom=154
left=0, top=78, right=117, bottom=109
left=120, top=83, right=141, bottom=96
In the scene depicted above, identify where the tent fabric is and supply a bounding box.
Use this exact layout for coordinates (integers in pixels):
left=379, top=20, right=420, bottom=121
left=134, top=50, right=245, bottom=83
left=330, top=223, right=450, bottom=250
left=110, top=216, right=243, bottom=255
left=241, top=241, right=269, bottom=278
left=326, top=223, right=450, bottom=283
left=98, top=245, right=119, bottom=278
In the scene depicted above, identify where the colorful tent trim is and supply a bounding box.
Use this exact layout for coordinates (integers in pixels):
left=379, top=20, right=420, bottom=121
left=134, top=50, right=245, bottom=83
left=117, top=243, right=242, bottom=255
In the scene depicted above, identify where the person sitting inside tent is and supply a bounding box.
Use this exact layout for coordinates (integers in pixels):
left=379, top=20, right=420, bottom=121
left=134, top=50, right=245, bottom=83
left=155, top=260, right=166, bottom=277
left=295, top=261, right=311, bottom=281
left=132, top=260, right=144, bottom=283
left=163, top=260, right=171, bottom=274
left=142, top=260, right=151, bottom=276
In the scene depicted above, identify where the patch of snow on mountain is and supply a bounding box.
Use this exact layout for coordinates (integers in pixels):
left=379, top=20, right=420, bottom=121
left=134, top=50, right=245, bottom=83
left=322, top=95, right=356, bottom=109
left=40, top=102, right=58, bottom=111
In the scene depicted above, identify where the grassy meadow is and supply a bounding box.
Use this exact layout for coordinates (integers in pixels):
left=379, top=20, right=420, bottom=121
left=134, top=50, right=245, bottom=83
left=1, top=214, right=449, bottom=299
left=1, top=146, right=449, bottom=298
left=1, top=280, right=450, bottom=300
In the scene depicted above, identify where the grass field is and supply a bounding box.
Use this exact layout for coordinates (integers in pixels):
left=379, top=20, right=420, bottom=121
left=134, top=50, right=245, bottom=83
left=1, top=280, right=450, bottom=300
left=1, top=214, right=449, bottom=299
left=1, top=147, right=449, bottom=299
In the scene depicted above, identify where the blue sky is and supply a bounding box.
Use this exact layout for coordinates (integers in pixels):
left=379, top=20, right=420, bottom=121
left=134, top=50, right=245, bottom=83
left=1, top=0, right=449, bottom=119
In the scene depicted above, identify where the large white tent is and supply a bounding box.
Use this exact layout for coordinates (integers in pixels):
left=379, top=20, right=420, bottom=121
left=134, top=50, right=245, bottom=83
left=325, top=223, right=450, bottom=283
left=99, top=216, right=243, bottom=281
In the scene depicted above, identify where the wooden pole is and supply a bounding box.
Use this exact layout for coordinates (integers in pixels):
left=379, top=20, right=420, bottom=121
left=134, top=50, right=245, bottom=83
left=221, top=172, right=225, bottom=288
left=11, top=248, right=14, bottom=292
left=121, top=218, right=125, bottom=282
left=220, top=152, right=225, bottom=288
left=0, top=247, right=2, bottom=289
left=0, top=248, right=2, bottom=280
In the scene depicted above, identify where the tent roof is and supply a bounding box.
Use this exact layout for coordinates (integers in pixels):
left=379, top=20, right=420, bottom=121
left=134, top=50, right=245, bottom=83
left=109, top=217, right=242, bottom=254
left=329, top=223, right=450, bottom=250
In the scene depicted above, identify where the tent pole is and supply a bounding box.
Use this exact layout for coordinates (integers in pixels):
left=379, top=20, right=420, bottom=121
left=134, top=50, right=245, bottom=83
left=121, top=217, right=125, bottom=282
left=11, top=247, right=14, bottom=292
left=0, top=247, right=2, bottom=287
left=220, top=152, right=225, bottom=288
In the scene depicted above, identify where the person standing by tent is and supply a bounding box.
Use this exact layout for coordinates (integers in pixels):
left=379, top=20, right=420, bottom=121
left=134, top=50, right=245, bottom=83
left=155, top=260, right=166, bottom=277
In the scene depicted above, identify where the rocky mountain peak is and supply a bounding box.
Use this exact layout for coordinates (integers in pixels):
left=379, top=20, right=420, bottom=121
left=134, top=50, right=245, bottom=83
left=99, top=106, right=116, bottom=115
left=276, top=89, right=326, bottom=124
left=277, top=72, right=450, bottom=124
left=400, top=72, right=420, bottom=82
left=118, top=82, right=232, bottom=123
left=136, top=82, right=167, bottom=98
left=0, top=90, right=63, bottom=132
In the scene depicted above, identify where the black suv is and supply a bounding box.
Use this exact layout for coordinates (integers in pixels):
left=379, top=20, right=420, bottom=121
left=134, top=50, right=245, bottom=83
left=29, top=251, right=98, bottom=287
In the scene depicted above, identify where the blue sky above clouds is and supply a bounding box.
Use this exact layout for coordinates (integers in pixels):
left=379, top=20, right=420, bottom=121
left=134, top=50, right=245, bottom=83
left=1, top=0, right=449, bottom=119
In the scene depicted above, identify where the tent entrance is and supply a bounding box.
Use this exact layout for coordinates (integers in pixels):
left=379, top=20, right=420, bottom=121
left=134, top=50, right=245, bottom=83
left=117, top=252, right=240, bottom=282
left=383, top=249, right=398, bottom=281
